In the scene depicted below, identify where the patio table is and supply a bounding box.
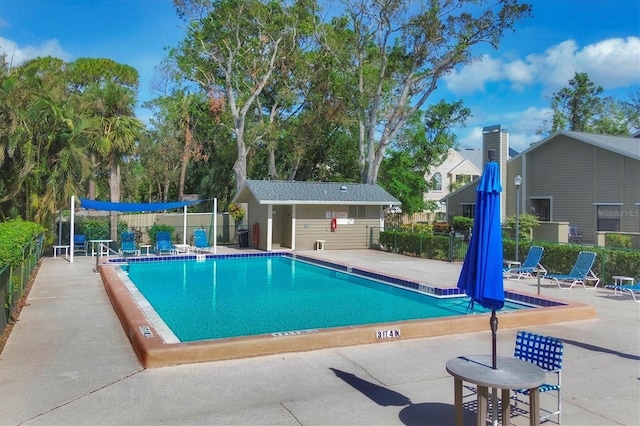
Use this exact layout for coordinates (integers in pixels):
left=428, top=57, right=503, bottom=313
left=446, top=354, right=546, bottom=426
left=89, top=239, right=113, bottom=257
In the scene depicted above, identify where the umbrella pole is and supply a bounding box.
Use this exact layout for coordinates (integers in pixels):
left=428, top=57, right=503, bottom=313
left=490, top=309, right=498, bottom=369
left=490, top=309, right=498, bottom=426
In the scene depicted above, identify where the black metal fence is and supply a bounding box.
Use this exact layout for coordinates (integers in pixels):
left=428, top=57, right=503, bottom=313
left=378, top=230, right=471, bottom=262
left=1, top=234, right=45, bottom=333
left=378, top=228, right=640, bottom=285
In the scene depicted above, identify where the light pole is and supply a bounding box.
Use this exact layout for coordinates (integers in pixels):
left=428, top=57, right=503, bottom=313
left=514, top=174, right=522, bottom=263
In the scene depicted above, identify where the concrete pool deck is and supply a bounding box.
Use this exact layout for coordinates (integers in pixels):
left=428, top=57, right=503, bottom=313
left=1, top=249, right=639, bottom=425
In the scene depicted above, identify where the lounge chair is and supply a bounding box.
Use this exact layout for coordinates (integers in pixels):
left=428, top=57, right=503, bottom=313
left=155, top=231, right=176, bottom=255
left=513, top=330, right=564, bottom=424
left=73, top=234, right=88, bottom=256
left=504, top=246, right=547, bottom=279
left=120, top=231, right=139, bottom=256
left=545, top=251, right=599, bottom=289
left=604, top=281, right=640, bottom=303
left=193, top=229, right=213, bottom=253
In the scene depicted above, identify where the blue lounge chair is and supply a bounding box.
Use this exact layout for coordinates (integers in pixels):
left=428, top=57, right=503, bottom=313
left=504, top=246, right=546, bottom=279
left=155, top=231, right=176, bottom=255
left=513, top=330, right=564, bottom=424
left=604, top=281, right=640, bottom=303
left=545, top=251, right=599, bottom=289
left=120, top=231, right=139, bottom=256
left=193, top=229, right=213, bottom=253
left=73, top=234, right=88, bottom=256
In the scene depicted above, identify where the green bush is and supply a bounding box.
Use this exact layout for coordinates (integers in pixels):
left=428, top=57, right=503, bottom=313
left=451, top=216, right=473, bottom=232
left=605, top=233, right=632, bottom=249
left=379, top=229, right=640, bottom=284
left=0, top=219, right=45, bottom=267
left=505, top=213, right=539, bottom=240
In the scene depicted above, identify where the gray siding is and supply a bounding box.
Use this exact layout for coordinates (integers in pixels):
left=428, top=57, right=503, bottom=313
left=295, top=204, right=380, bottom=250
left=526, top=135, right=640, bottom=242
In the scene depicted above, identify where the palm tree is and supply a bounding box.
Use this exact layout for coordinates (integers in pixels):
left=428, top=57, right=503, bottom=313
left=86, top=81, right=143, bottom=240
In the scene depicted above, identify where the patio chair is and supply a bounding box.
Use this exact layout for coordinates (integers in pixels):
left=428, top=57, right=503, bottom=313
left=568, top=225, right=582, bottom=243
left=545, top=251, right=599, bottom=289
left=73, top=234, right=87, bottom=256
left=193, top=229, right=213, bottom=253
left=504, top=246, right=547, bottom=279
left=155, top=231, right=176, bottom=255
left=513, top=330, right=564, bottom=424
left=120, top=231, right=139, bottom=256
left=604, top=282, right=640, bottom=303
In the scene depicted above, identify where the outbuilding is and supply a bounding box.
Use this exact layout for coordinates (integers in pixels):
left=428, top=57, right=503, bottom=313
left=232, top=180, right=401, bottom=251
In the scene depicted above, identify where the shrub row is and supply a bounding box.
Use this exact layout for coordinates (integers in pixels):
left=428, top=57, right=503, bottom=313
left=380, top=230, right=640, bottom=284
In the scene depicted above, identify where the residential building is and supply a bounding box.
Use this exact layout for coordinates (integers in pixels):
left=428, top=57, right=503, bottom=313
left=423, top=148, right=482, bottom=220
left=442, top=126, right=640, bottom=244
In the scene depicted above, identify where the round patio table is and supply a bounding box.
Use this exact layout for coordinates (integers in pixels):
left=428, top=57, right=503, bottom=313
left=446, top=354, right=546, bottom=426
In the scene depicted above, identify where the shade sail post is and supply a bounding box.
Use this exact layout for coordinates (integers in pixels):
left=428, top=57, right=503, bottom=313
left=70, top=196, right=75, bottom=264
left=183, top=205, right=187, bottom=245
left=213, top=198, right=217, bottom=254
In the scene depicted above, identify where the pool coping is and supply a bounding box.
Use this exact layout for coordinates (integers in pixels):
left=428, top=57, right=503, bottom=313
left=99, top=254, right=596, bottom=368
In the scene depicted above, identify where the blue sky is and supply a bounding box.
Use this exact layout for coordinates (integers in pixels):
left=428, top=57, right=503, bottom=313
left=1, top=0, right=639, bottom=152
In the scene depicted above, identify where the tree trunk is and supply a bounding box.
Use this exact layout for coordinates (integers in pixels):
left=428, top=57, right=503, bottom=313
left=178, top=114, right=193, bottom=200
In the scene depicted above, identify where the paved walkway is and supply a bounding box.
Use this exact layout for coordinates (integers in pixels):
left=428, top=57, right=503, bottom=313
left=1, top=250, right=638, bottom=425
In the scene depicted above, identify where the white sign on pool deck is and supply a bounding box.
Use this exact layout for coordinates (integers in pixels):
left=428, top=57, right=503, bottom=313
left=376, top=329, right=401, bottom=339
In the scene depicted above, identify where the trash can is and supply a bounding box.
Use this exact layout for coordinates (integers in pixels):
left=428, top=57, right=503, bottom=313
left=237, top=229, right=249, bottom=247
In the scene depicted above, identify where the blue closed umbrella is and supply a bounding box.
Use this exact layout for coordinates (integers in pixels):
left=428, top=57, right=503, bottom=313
left=457, top=159, right=504, bottom=369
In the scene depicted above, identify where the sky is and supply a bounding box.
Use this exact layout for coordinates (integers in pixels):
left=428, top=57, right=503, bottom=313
left=1, top=0, right=639, bottom=152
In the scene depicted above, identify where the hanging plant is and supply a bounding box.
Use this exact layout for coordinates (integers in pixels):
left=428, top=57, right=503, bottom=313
left=228, top=203, right=245, bottom=222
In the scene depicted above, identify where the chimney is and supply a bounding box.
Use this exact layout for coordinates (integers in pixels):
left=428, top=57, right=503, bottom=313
left=483, top=125, right=509, bottom=222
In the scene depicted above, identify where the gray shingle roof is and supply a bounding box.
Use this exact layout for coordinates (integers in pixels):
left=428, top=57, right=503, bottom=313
left=234, top=180, right=401, bottom=205
left=517, top=130, right=640, bottom=160
left=566, top=131, right=640, bottom=160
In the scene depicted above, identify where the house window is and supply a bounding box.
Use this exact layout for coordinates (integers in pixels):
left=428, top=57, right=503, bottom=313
left=349, top=205, right=367, bottom=218
left=531, top=198, right=551, bottom=221
left=432, top=173, right=442, bottom=191
left=462, top=204, right=475, bottom=218
left=597, top=204, right=621, bottom=231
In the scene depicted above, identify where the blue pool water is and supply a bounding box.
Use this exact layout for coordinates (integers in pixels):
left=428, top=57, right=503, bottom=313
left=125, top=255, right=528, bottom=342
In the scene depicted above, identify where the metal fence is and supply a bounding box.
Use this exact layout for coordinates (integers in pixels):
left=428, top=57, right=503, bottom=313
left=1, top=234, right=45, bottom=332
left=378, top=230, right=470, bottom=262
left=379, top=228, right=640, bottom=285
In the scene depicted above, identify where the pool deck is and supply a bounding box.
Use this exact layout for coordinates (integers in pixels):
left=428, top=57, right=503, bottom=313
left=1, top=248, right=639, bottom=425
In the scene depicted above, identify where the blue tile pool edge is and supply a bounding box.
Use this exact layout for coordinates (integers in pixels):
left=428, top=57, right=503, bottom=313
left=107, top=252, right=566, bottom=308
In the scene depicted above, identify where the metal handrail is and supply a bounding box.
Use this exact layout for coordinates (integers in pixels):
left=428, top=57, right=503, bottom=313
left=94, top=243, right=131, bottom=273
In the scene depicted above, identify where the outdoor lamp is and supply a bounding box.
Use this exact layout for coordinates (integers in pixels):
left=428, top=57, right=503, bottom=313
left=514, top=175, right=522, bottom=263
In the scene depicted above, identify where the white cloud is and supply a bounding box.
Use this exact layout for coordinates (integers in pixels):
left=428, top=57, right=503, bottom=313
left=443, top=54, right=503, bottom=94
left=458, top=126, right=485, bottom=148
left=445, top=37, right=640, bottom=95
left=0, top=37, right=72, bottom=66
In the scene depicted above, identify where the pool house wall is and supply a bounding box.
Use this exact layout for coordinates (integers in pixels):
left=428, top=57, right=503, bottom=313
left=246, top=202, right=384, bottom=251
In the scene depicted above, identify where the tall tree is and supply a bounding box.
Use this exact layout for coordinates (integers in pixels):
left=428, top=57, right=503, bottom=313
left=550, top=72, right=604, bottom=133
left=80, top=64, right=143, bottom=241
left=539, top=72, right=633, bottom=136
left=318, top=0, right=531, bottom=184
left=173, top=0, right=316, bottom=193
left=379, top=99, right=470, bottom=213
left=0, top=56, right=90, bottom=223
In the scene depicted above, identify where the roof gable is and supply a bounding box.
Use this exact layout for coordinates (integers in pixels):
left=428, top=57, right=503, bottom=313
left=514, top=130, right=640, bottom=161
left=233, top=180, right=401, bottom=205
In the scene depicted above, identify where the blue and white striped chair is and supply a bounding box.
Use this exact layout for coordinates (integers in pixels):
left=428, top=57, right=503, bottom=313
left=513, top=330, right=564, bottom=424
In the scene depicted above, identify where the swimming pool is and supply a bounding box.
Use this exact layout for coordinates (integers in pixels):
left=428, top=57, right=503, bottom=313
left=125, top=256, right=527, bottom=342
left=100, top=251, right=595, bottom=367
